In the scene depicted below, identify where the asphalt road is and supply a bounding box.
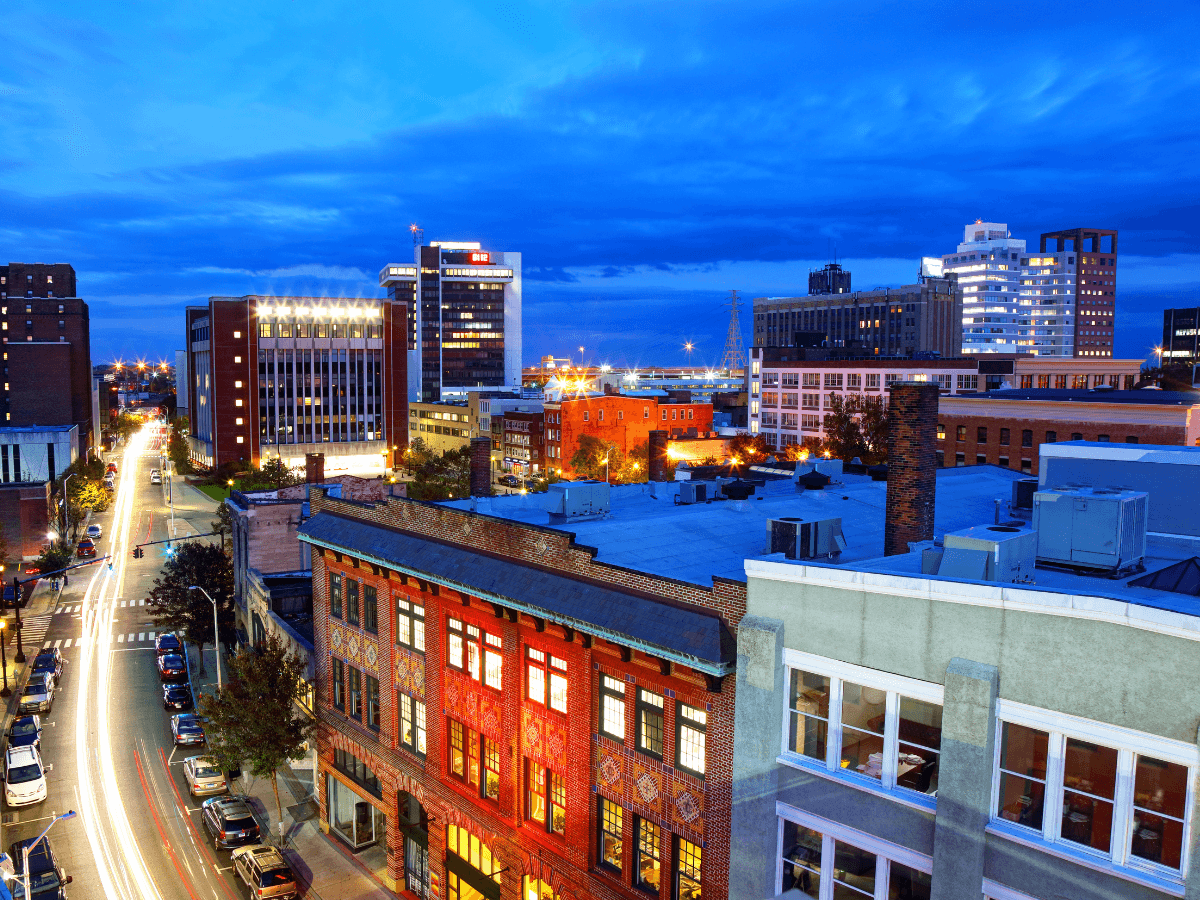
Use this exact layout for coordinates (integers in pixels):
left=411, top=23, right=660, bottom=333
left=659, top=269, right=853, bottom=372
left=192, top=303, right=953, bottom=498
left=3, top=428, right=246, bottom=900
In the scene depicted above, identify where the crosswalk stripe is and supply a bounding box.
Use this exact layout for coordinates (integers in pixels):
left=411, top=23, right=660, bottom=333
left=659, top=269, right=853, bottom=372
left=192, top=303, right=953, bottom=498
left=54, top=640, right=62, bottom=648
left=148, top=631, right=156, bottom=641
left=62, top=639, right=72, bottom=648
left=118, top=634, right=125, bottom=643
left=138, top=633, right=145, bottom=642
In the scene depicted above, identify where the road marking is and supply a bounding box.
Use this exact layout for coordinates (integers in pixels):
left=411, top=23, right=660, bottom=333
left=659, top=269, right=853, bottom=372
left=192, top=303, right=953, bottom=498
left=118, top=634, right=126, bottom=643
left=139, top=632, right=145, bottom=641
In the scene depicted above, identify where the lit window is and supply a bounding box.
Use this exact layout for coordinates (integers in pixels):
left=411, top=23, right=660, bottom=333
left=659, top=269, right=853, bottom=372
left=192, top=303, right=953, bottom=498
left=598, top=797, right=623, bottom=873
left=233, top=331, right=241, bottom=339
left=523, top=876, right=557, bottom=900
left=599, top=675, right=626, bottom=741
left=675, top=838, right=702, bottom=900
left=676, top=704, right=707, bottom=776
left=484, top=632, right=503, bottom=690
left=446, top=618, right=484, bottom=681
left=395, top=596, right=425, bottom=652
left=447, top=824, right=503, bottom=884
left=448, top=718, right=480, bottom=789
left=236, top=436, right=244, bottom=443
left=527, top=760, right=566, bottom=835
left=234, top=380, right=243, bottom=388
left=398, top=694, right=426, bottom=757
left=233, top=356, right=241, bottom=363
left=235, top=399, right=243, bottom=407
left=635, top=818, right=661, bottom=894
left=637, top=689, right=664, bottom=758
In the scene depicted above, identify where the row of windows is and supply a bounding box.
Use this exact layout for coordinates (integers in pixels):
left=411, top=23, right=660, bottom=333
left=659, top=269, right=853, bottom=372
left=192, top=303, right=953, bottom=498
left=940, top=425, right=1140, bottom=448
left=330, top=575, right=379, bottom=632
left=598, top=797, right=701, bottom=899
left=259, top=321, right=383, bottom=339
left=329, top=657, right=382, bottom=730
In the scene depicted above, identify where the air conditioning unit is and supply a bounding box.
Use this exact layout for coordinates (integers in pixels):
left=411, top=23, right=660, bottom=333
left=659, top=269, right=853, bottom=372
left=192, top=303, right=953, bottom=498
left=676, top=482, right=709, bottom=505
left=766, top=517, right=846, bottom=560
left=546, top=481, right=611, bottom=521
left=1033, top=486, right=1148, bottom=574
left=1011, top=478, right=1038, bottom=511
left=940, top=524, right=1038, bottom=583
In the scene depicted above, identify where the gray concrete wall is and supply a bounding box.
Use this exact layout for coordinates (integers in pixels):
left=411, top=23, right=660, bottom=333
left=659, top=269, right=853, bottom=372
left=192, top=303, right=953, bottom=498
left=747, top=576, right=1200, bottom=744
left=1042, top=456, right=1200, bottom=537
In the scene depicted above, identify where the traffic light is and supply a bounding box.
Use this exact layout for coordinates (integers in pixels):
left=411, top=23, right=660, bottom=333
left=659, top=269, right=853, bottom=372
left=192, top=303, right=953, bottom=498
left=133, top=547, right=144, bottom=559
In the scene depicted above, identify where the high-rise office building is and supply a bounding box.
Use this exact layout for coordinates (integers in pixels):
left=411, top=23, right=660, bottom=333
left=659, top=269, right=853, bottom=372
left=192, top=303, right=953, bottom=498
left=942, top=223, right=1118, bottom=357
left=1162, top=306, right=1200, bottom=369
left=808, top=262, right=851, bottom=295
left=380, top=241, right=522, bottom=403
left=0, top=263, right=94, bottom=456
left=184, top=295, right=408, bottom=470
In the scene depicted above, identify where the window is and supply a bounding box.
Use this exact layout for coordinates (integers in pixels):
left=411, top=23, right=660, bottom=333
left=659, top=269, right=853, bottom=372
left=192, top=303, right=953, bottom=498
left=637, top=689, right=665, bottom=758
left=976, top=454, right=986, bottom=466
left=1072, top=433, right=1083, bottom=441
left=398, top=694, right=427, bottom=757
left=396, top=597, right=425, bottom=652
left=1000, top=428, right=1010, bottom=446
left=483, top=736, right=501, bottom=801
left=784, top=656, right=942, bottom=802
left=448, top=719, right=480, bottom=789
left=977, top=427, right=987, bottom=444
left=330, top=574, right=343, bottom=618
left=598, top=797, right=623, bottom=873
left=1097, top=434, right=1110, bottom=443
left=347, top=666, right=362, bottom=720
left=527, top=760, right=566, bottom=835
left=365, top=675, right=380, bottom=730
left=527, top=648, right=568, bottom=712
left=992, top=708, right=1195, bottom=881
left=259, top=323, right=273, bottom=338
left=1126, top=436, right=1139, bottom=444
left=448, top=617, right=481, bottom=677
left=936, top=424, right=945, bottom=440
left=484, top=632, right=503, bottom=690
left=331, top=657, right=345, bottom=710
left=676, top=704, right=706, bottom=777
left=1021, top=458, right=1032, bottom=474
left=1021, top=430, right=1033, bottom=448
left=363, top=585, right=378, bottom=633
left=866, top=374, right=880, bottom=389
left=675, top=838, right=701, bottom=900
left=957, top=374, right=979, bottom=391
left=600, top=676, right=626, bottom=741
left=346, top=580, right=360, bottom=626
left=333, top=748, right=382, bottom=797
left=523, top=877, right=557, bottom=900
left=1044, top=431, right=1056, bottom=444
left=447, top=824, right=503, bottom=888
left=635, top=818, right=661, bottom=894
left=778, top=816, right=932, bottom=899
left=956, top=426, right=966, bottom=442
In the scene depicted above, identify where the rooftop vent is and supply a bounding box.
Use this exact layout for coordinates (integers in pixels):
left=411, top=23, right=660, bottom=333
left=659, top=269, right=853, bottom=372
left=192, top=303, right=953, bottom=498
left=766, top=516, right=846, bottom=560
left=936, top=523, right=1038, bottom=583
left=798, top=471, right=831, bottom=491
left=1012, top=478, right=1038, bottom=510
left=675, top=482, right=710, bottom=505
left=1033, top=486, right=1148, bottom=575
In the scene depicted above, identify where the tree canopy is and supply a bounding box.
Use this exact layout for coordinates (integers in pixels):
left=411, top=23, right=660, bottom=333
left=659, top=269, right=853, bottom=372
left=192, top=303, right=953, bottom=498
left=403, top=439, right=472, bottom=500
left=727, top=432, right=770, bottom=473
left=146, top=541, right=236, bottom=670
left=198, top=633, right=315, bottom=827
left=823, top=394, right=888, bottom=465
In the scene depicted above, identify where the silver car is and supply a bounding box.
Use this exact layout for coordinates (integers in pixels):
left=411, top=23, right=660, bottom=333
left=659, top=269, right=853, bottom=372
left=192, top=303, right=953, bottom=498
left=183, top=756, right=227, bottom=797
left=18, top=673, right=54, bottom=715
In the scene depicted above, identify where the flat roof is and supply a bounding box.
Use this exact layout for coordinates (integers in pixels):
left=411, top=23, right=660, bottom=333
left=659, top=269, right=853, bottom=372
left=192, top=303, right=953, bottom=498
left=954, top=389, right=1200, bottom=406
left=443, top=466, right=1026, bottom=587
left=0, top=424, right=77, bottom=434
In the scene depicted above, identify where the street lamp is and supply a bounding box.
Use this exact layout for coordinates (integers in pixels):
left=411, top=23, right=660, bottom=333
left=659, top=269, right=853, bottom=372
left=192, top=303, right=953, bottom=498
left=188, top=586, right=222, bottom=690
left=0, top=618, right=9, bottom=697
left=226, top=479, right=235, bottom=497
left=21, top=810, right=76, bottom=900
left=62, top=473, right=76, bottom=540
left=602, top=445, right=616, bottom=484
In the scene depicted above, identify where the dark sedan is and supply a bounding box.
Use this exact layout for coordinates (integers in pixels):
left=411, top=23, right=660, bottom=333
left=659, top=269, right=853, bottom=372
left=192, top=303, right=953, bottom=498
left=32, top=648, right=64, bottom=681
left=163, top=683, right=194, bottom=710
left=171, top=713, right=207, bottom=746
left=155, top=632, right=183, bottom=656
left=7, top=715, right=41, bottom=750
left=10, top=837, right=72, bottom=899
left=157, top=652, right=187, bottom=682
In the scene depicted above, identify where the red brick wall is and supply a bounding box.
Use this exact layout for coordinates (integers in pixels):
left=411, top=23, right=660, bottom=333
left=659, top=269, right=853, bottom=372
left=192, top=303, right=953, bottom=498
left=937, top=414, right=1187, bottom=476
left=308, top=490, right=744, bottom=900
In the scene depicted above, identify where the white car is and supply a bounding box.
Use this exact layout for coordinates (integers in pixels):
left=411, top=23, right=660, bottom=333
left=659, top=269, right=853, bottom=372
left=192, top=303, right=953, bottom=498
left=150, top=472, right=162, bottom=485
left=183, top=756, right=228, bottom=797
left=4, top=745, right=47, bottom=807
left=86, top=524, right=102, bottom=540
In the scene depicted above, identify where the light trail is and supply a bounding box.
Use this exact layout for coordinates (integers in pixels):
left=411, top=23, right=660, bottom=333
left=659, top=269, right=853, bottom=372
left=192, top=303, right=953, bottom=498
left=75, top=429, right=168, bottom=900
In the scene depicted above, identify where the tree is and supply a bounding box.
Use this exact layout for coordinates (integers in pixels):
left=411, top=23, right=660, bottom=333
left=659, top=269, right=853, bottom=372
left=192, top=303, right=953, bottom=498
left=570, top=434, right=621, bottom=481
left=727, top=432, right=770, bottom=473
left=857, top=395, right=889, bottom=465
left=33, top=541, right=73, bottom=577
left=168, top=417, right=195, bottom=475
left=407, top=445, right=471, bottom=501
left=0, top=523, right=9, bottom=567
left=249, top=457, right=304, bottom=491
left=198, top=633, right=315, bottom=829
left=146, top=542, right=236, bottom=675
left=823, top=394, right=864, bottom=462
left=615, top=440, right=649, bottom=483
left=111, top=412, right=142, bottom=441
left=211, top=500, right=235, bottom=553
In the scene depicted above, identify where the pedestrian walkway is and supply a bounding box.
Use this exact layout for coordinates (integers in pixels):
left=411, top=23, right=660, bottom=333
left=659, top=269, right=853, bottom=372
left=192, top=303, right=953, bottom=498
left=18, top=613, right=53, bottom=649
left=54, top=598, right=147, bottom=614
left=41, top=631, right=161, bottom=649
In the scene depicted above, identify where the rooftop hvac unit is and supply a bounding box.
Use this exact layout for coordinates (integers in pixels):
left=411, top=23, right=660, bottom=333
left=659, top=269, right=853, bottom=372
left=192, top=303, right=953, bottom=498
left=1012, top=478, right=1038, bottom=510
left=766, top=516, right=846, bottom=560
left=1033, top=486, right=1148, bottom=574
left=676, top=482, right=709, bottom=505
left=813, top=459, right=843, bottom=478
left=546, top=481, right=611, bottom=521
left=940, top=524, right=1038, bottom=583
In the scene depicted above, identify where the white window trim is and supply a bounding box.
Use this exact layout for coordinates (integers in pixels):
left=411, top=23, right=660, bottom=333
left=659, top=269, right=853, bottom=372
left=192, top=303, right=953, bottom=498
left=982, top=881, right=1041, bottom=900
left=779, top=650, right=942, bottom=811
left=990, top=700, right=1194, bottom=892
left=775, top=801, right=931, bottom=900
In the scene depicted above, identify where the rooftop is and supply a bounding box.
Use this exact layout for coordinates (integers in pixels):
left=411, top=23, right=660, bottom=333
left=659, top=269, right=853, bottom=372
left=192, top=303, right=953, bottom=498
left=953, top=388, right=1200, bottom=406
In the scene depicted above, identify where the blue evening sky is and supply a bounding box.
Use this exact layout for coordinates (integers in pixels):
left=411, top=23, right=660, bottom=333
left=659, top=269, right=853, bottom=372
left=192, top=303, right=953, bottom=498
left=3, top=0, right=1198, bottom=369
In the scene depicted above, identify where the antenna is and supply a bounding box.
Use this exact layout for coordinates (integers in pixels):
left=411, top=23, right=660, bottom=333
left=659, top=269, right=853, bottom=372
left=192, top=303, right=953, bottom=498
left=410, top=223, right=424, bottom=246
left=719, top=290, right=747, bottom=372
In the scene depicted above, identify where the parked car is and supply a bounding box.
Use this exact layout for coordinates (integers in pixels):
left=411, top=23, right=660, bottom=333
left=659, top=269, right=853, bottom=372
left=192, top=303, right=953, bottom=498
left=156, top=652, right=186, bottom=682
left=231, top=845, right=298, bottom=899
left=497, top=474, right=522, bottom=487
left=18, top=673, right=54, bottom=715
left=9, top=837, right=72, bottom=898
left=106, top=462, right=118, bottom=473
left=7, top=715, right=41, bottom=750
left=183, top=756, right=228, bottom=797
left=3, top=745, right=47, bottom=807
left=103, top=473, right=116, bottom=489
left=86, top=524, right=102, bottom=540
left=31, top=648, right=64, bottom=682
left=155, top=632, right=182, bottom=656
left=171, top=713, right=206, bottom=747
left=162, top=683, right=193, bottom=711
left=201, top=796, right=261, bottom=849
left=75, top=539, right=96, bottom=559
left=150, top=469, right=162, bottom=485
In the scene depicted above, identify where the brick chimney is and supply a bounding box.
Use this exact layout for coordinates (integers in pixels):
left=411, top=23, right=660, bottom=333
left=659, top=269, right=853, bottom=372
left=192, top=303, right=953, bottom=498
left=648, top=430, right=670, bottom=482
left=305, top=453, right=325, bottom=484
left=884, top=382, right=938, bottom=556
left=469, top=437, right=492, bottom=497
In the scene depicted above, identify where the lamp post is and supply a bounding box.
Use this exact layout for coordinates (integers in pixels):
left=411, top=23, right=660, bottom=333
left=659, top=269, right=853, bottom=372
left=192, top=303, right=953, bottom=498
left=22, top=810, right=76, bottom=900
left=188, top=585, right=222, bottom=690
left=62, top=473, right=76, bottom=541
left=0, top=618, right=9, bottom=697
left=603, top=446, right=615, bottom=484
left=227, top=479, right=235, bottom=497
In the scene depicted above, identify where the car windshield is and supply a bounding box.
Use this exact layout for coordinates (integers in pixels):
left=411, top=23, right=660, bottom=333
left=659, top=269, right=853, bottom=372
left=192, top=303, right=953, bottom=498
left=194, top=763, right=222, bottom=778
left=11, top=721, right=37, bottom=737
left=22, top=682, right=45, bottom=696
left=8, top=762, right=42, bottom=783
left=167, top=687, right=189, bottom=697
left=31, top=659, right=52, bottom=671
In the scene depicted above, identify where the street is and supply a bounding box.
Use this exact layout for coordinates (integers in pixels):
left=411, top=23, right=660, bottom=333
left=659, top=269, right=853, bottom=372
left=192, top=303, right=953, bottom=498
left=3, top=428, right=249, bottom=900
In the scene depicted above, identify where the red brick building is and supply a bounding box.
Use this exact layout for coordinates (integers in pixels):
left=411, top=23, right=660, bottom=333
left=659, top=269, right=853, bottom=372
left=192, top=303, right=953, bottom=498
left=544, top=395, right=714, bottom=477
left=502, top=410, right=545, bottom=475
left=298, top=489, right=743, bottom=900
left=184, top=295, right=408, bottom=469
left=936, top=389, right=1200, bottom=475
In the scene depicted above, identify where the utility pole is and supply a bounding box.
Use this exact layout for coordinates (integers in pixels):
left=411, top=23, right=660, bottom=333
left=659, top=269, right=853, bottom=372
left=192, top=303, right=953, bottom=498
left=719, top=290, right=747, bottom=373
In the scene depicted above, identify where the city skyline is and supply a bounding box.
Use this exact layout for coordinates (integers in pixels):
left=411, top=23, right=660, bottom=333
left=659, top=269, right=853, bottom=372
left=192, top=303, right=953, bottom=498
left=4, top=0, right=1198, bottom=365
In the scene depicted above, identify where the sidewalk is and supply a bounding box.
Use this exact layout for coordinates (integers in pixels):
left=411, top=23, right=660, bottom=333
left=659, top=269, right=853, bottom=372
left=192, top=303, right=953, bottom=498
left=235, top=753, right=395, bottom=900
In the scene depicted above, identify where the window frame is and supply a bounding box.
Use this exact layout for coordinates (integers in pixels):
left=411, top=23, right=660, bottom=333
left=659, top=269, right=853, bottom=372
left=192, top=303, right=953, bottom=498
left=347, top=666, right=362, bottom=720
left=634, top=816, right=662, bottom=896
left=346, top=579, right=361, bottom=627
left=398, top=693, right=427, bottom=758
left=526, top=759, right=566, bottom=836
left=395, top=595, right=426, bottom=653
left=674, top=836, right=702, bottom=900
left=989, top=698, right=1197, bottom=885
left=675, top=703, right=707, bottom=778
left=526, top=647, right=568, bottom=714
left=597, top=797, right=624, bottom=875
left=330, top=573, right=343, bottom=619
left=363, top=585, right=378, bottom=634
left=599, top=675, right=627, bottom=742
left=331, top=656, right=345, bottom=711
left=779, top=649, right=944, bottom=811
left=365, top=674, right=380, bottom=731
left=636, top=689, right=665, bottom=759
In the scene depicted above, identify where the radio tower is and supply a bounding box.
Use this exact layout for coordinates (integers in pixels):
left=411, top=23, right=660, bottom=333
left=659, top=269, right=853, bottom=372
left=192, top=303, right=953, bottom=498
left=719, top=290, right=747, bottom=372
left=410, top=223, right=424, bottom=246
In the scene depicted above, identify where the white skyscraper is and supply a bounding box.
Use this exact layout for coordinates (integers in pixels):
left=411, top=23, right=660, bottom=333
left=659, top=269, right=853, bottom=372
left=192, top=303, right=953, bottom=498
left=941, top=222, right=1030, bottom=354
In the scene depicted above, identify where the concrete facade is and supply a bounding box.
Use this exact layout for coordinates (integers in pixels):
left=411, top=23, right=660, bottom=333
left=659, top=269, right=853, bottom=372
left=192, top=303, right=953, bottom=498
left=0, top=481, right=51, bottom=559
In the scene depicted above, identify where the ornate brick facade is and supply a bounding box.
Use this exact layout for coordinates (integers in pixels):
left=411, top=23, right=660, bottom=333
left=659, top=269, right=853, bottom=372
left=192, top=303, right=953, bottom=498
left=305, top=489, right=744, bottom=900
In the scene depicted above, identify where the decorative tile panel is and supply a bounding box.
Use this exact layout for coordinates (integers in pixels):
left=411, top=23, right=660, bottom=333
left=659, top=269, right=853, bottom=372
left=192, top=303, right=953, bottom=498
left=394, top=646, right=426, bottom=700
